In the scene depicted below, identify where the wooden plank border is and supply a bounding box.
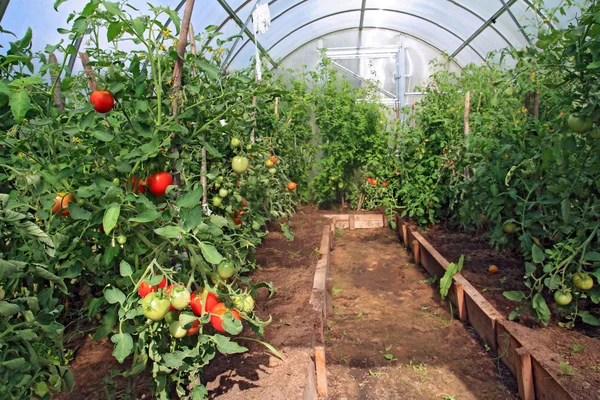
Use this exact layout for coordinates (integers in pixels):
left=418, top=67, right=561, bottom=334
left=394, top=218, right=575, bottom=400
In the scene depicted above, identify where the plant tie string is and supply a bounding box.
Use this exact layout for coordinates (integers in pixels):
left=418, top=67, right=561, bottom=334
left=252, top=2, right=271, bottom=82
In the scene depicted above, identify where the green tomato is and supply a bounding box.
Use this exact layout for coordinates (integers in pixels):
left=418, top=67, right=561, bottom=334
left=232, top=156, right=249, bottom=174
left=554, top=290, right=572, bottom=306
left=573, top=272, right=594, bottom=291
left=246, top=144, right=253, bottom=151
left=165, top=311, right=176, bottom=324
left=231, top=137, right=241, bottom=147
left=169, top=321, right=187, bottom=338
left=233, top=294, right=255, bottom=313
left=169, top=286, right=191, bottom=310
left=217, top=262, right=235, bottom=280
left=112, top=178, right=120, bottom=186
left=142, top=293, right=170, bottom=321
left=219, top=188, right=229, bottom=198
left=212, top=197, right=222, bottom=207
left=76, top=199, right=85, bottom=206
left=502, top=223, right=517, bottom=234
left=568, top=114, right=593, bottom=133
left=117, top=235, right=127, bottom=245
left=268, top=168, right=277, bottom=175
left=216, top=176, right=224, bottom=183
left=338, top=182, right=344, bottom=189
left=589, top=127, right=600, bottom=139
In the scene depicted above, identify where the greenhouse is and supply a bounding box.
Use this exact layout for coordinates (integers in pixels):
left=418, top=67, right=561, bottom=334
left=0, top=0, right=599, bottom=399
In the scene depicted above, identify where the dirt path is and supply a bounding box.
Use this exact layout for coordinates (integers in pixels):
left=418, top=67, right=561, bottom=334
left=326, top=228, right=518, bottom=400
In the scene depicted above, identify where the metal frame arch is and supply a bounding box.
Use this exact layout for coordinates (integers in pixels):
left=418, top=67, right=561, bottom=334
left=227, top=7, right=489, bottom=67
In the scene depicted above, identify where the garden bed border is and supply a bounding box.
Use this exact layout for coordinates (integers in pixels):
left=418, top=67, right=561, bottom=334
left=395, top=215, right=574, bottom=400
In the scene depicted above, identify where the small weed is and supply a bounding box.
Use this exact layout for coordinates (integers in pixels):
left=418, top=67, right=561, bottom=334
left=383, top=345, right=397, bottom=361
left=369, top=369, right=381, bottom=377
left=484, top=344, right=491, bottom=352
left=499, top=276, right=507, bottom=285
left=481, top=288, right=488, bottom=293
left=332, top=287, right=343, bottom=295
left=418, top=276, right=438, bottom=285
left=570, top=341, right=586, bottom=355
left=592, top=365, right=600, bottom=371
left=339, top=356, right=348, bottom=364
left=441, top=395, right=456, bottom=400
left=356, top=312, right=363, bottom=319
left=334, top=228, right=344, bottom=239
left=558, top=360, right=573, bottom=376
left=327, top=320, right=333, bottom=329
left=288, top=249, right=302, bottom=260
left=279, top=318, right=291, bottom=326
left=408, top=360, right=427, bottom=371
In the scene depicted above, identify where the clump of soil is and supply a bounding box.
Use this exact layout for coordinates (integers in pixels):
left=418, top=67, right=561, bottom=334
left=327, top=228, right=518, bottom=400
left=423, top=224, right=600, bottom=400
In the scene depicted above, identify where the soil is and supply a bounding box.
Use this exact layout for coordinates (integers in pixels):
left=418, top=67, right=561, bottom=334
left=53, top=206, right=327, bottom=399
left=422, top=224, right=600, bottom=400
left=326, top=228, right=519, bottom=400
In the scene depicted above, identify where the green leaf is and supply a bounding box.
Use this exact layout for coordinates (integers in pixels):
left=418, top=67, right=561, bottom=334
left=196, top=60, right=219, bottom=81
left=587, top=60, right=600, bottom=69
left=107, top=21, right=122, bottom=42
left=119, top=261, right=133, bottom=277
left=532, top=245, right=545, bottom=264
left=10, top=89, right=30, bottom=123
left=175, top=186, right=203, bottom=208
left=183, top=205, right=203, bottom=231
left=237, top=336, right=282, bottom=359
left=103, top=203, right=121, bottom=235
left=531, top=293, right=550, bottom=326
left=154, top=225, right=183, bottom=239
left=209, top=215, right=228, bottom=228
left=222, top=312, right=243, bottom=335
left=104, top=287, right=126, bottom=305
left=129, top=210, right=161, bottom=223
left=33, top=265, right=67, bottom=293
left=584, top=252, right=600, bottom=262
left=1, top=358, right=28, bottom=371
left=281, top=223, right=294, bottom=241
left=503, top=291, right=526, bottom=302
left=199, top=242, right=224, bottom=265
left=103, top=1, right=122, bottom=15
left=578, top=310, right=600, bottom=326
left=212, top=334, right=248, bottom=354
left=68, top=203, right=92, bottom=220
left=92, top=129, right=115, bottom=142
left=111, top=333, right=133, bottom=363
left=93, top=306, right=118, bottom=340
left=0, top=301, right=20, bottom=317
left=561, top=199, right=570, bottom=223
left=53, top=0, right=68, bottom=11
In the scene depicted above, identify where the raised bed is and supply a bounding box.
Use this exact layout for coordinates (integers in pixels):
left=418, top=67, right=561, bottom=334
left=395, top=215, right=574, bottom=400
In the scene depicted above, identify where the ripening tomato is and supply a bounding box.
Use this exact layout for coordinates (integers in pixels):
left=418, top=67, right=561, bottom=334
left=146, top=172, right=173, bottom=196
left=210, top=302, right=241, bottom=333
left=130, top=176, right=147, bottom=194
left=90, top=90, right=115, bottom=113
left=186, top=320, right=200, bottom=336
left=382, top=182, right=389, bottom=187
left=287, top=181, right=297, bottom=191
left=190, top=290, right=218, bottom=316
left=488, top=265, right=499, bottom=274
left=265, top=159, right=274, bottom=168
left=270, top=155, right=278, bottom=164
left=52, top=193, right=75, bottom=216
left=241, top=198, right=248, bottom=208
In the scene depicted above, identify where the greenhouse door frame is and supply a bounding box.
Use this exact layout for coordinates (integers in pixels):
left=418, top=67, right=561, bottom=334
left=320, top=38, right=407, bottom=120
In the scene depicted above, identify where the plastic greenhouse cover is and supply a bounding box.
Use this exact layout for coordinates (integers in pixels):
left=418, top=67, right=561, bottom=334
left=0, top=0, right=588, bottom=70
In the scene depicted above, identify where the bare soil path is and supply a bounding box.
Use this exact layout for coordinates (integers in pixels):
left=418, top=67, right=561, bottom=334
left=326, top=228, right=519, bottom=400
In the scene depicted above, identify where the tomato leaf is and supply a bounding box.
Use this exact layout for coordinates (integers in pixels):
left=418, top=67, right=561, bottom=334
left=175, top=186, right=203, bottom=209
left=68, top=202, right=91, bottom=220
left=222, top=312, right=243, bottom=335
left=93, top=306, right=118, bottom=340
left=53, top=0, right=68, bottom=10
left=103, top=203, right=121, bottom=235
left=199, top=242, right=224, bottom=265
left=129, top=210, right=161, bottom=223
left=9, top=89, right=30, bottom=123
left=0, top=358, right=28, bottom=371
left=0, top=301, right=20, bottom=317
left=92, top=129, right=115, bottom=142
left=107, top=21, right=122, bottom=42
left=154, top=225, right=183, bottom=239
left=578, top=310, right=600, bottom=326
left=178, top=313, right=197, bottom=328
left=104, top=287, right=126, bottom=305
left=212, top=334, right=248, bottom=354
left=531, top=244, right=545, bottom=264
left=584, top=251, right=600, bottom=262
left=196, top=60, right=219, bottom=81
left=183, top=205, right=203, bottom=232
left=531, top=293, right=550, bottom=326
left=103, top=1, right=122, bottom=15
left=33, top=265, right=68, bottom=294
left=209, top=215, right=228, bottom=229
left=111, top=333, right=133, bottom=363
left=503, top=291, right=526, bottom=302
left=162, top=348, right=199, bottom=369
left=119, top=261, right=133, bottom=277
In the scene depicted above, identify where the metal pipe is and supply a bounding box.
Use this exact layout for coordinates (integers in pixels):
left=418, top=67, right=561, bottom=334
left=499, top=0, right=532, bottom=45
left=214, top=0, right=277, bottom=68
left=358, top=0, right=367, bottom=30
left=222, top=0, right=260, bottom=70
left=450, top=0, right=518, bottom=59
left=330, top=60, right=396, bottom=99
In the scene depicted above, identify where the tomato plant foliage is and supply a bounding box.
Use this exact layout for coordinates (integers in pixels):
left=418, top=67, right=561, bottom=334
left=0, top=1, right=313, bottom=398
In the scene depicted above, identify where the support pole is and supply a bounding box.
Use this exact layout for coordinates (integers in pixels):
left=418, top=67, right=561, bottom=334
left=395, top=40, right=406, bottom=120
left=79, top=52, right=97, bottom=92
left=48, top=53, right=65, bottom=111
left=464, top=90, right=471, bottom=180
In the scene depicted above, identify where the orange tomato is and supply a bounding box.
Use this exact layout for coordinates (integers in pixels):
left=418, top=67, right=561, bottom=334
left=287, top=181, right=297, bottom=191
left=51, top=193, right=75, bottom=216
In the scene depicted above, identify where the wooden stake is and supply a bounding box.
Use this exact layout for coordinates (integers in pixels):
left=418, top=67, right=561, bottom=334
left=314, top=345, right=328, bottom=398
left=274, top=97, right=279, bottom=115
left=48, top=53, right=65, bottom=111
left=464, top=90, right=471, bottom=180
left=454, top=282, right=467, bottom=322
left=79, top=52, right=97, bottom=92
left=515, top=347, right=535, bottom=400
left=170, top=0, right=196, bottom=186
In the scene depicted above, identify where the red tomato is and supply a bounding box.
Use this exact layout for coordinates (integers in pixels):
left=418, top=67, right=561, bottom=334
left=371, top=180, right=378, bottom=186
left=158, top=277, right=167, bottom=289
left=190, top=290, right=218, bottom=316
left=488, top=265, right=499, bottom=274
left=130, top=176, right=147, bottom=194
left=138, top=281, right=154, bottom=298
left=51, top=193, right=75, bottom=216
left=382, top=182, right=389, bottom=187
left=210, top=302, right=241, bottom=333
left=90, top=90, right=114, bottom=113
left=270, top=155, right=278, bottom=164
left=287, top=181, right=297, bottom=191
left=233, top=217, right=243, bottom=226
left=186, top=320, right=200, bottom=336
left=146, top=172, right=173, bottom=196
